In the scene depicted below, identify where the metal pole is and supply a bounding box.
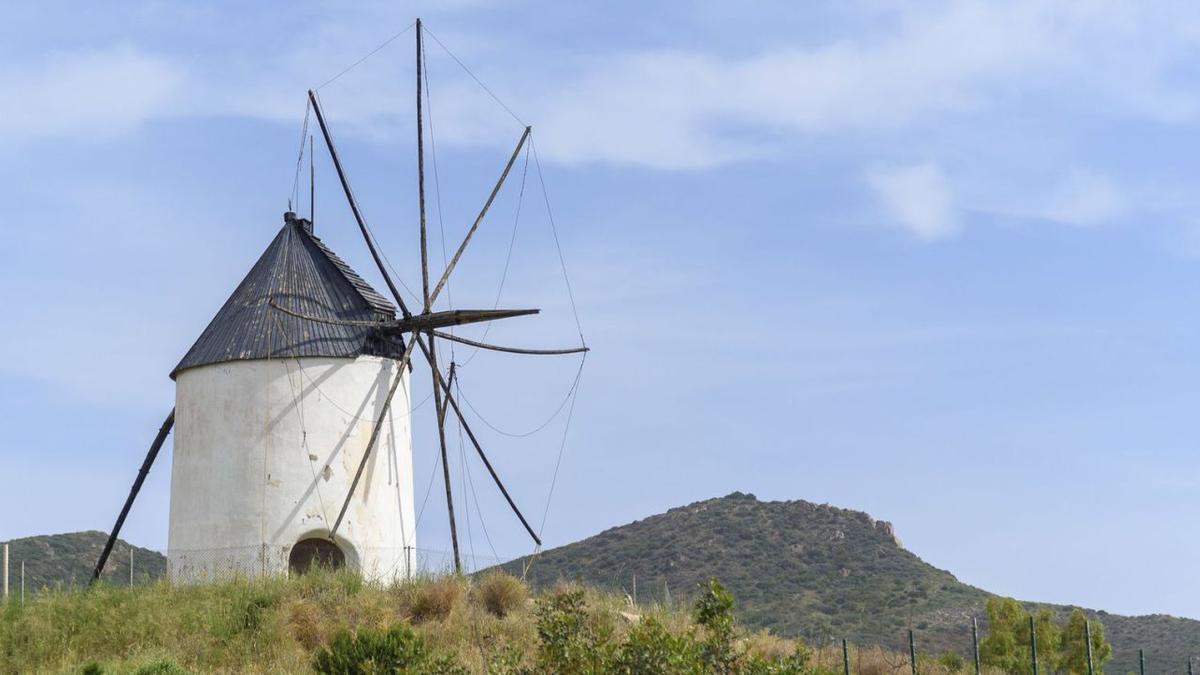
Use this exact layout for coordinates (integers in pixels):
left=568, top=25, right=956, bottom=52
left=1029, top=615, right=1039, bottom=675
left=20, top=561, right=23, bottom=605
left=843, top=638, right=851, bottom=675
left=1139, top=649, right=1145, bottom=675
left=1188, top=656, right=1193, bottom=675
left=3, top=543, right=8, bottom=601
left=1085, top=620, right=1094, bottom=675
left=972, top=617, right=981, bottom=675
left=909, top=629, right=918, bottom=675
left=130, top=547, right=134, bottom=586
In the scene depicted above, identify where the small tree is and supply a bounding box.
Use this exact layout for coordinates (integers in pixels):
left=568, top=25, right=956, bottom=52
left=979, top=597, right=1060, bottom=675
left=1058, top=609, right=1112, bottom=675
left=694, top=578, right=741, bottom=673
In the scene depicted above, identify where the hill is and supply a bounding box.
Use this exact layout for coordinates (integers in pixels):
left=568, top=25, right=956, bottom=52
left=504, top=492, right=1200, bottom=673
left=2, top=531, right=166, bottom=591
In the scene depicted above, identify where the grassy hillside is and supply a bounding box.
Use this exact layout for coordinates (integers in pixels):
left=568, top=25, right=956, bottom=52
left=504, top=492, right=1200, bottom=674
left=2, top=532, right=165, bottom=592
left=0, top=569, right=941, bottom=674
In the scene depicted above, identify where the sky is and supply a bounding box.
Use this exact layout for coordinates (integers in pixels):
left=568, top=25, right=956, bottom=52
left=3, top=0, right=1200, bottom=620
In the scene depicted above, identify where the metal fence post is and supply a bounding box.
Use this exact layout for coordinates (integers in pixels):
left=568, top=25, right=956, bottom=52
left=1030, top=615, right=1039, bottom=675
left=1139, top=649, right=1145, bottom=675
left=20, top=561, right=24, bottom=605
left=130, top=547, right=134, bottom=586
left=842, top=638, right=850, bottom=675
left=909, top=629, right=918, bottom=675
left=1085, top=620, right=1094, bottom=675
left=3, top=543, right=8, bottom=601
left=972, top=617, right=981, bottom=675
left=1188, top=656, right=1193, bottom=675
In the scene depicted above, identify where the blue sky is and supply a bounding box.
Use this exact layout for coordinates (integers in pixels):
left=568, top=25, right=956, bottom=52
left=4, top=0, right=1200, bottom=620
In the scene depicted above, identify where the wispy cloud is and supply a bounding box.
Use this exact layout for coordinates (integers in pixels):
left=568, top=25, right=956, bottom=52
left=1040, top=169, right=1124, bottom=227
left=866, top=162, right=959, bottom=241
left=0, top=46, right=182, bottom=144
left=6, top=2, right=1200, bottom=169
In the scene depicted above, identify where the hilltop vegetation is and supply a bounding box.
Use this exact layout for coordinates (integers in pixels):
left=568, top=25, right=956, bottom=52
left=504, top=493, right=1200, bottom=674
left=2, top=531, right=165, bottom=591
left=0, top=569, right=932, bottom=674
left=7, top=494, right=1198, bottom=673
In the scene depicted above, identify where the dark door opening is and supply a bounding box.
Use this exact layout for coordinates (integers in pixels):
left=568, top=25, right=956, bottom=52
left=289, top=538, right=346, bottom=574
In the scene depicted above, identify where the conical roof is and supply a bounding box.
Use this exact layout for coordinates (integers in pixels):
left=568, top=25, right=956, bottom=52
left=171, top=213, right=404, bottom=378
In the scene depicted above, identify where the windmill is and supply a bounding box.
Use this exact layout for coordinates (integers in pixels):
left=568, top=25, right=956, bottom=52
left=91, top=18, right=586, bottom=583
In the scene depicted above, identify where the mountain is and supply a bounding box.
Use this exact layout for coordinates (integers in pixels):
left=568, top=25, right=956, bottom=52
left=503, top=492, right=1200, bottom=674
left=2, top=531, right=166, bottom=592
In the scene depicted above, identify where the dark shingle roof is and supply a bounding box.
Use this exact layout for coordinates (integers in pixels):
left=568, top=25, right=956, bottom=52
left=171, top=214, right=404, bottom=378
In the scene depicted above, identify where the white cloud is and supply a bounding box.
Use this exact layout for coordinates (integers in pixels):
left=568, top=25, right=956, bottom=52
left=866, top=162, right=959, bottom=241
left=511, top=1, right=1200, bottom=168
left=0, top=46, right=183, bottom=143
left=4, top=1, right=1200, bottom=174
left=1041, top=169, right=1124, bottom=226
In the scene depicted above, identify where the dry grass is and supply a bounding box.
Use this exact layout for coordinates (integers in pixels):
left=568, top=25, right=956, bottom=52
left=744, top=629, right=799, bottom=662
left=0, top=570, right=988, bottom=675
left=475, top=571, right=527, bottom=618
left=406, top=575, right=467, bottom=623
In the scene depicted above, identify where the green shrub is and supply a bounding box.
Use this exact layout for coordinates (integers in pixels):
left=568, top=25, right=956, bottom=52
left=613, top=616, right=704, bottom=674
left=312, top=624, right=466, bottom=674
left=694, top=578, right=740, bottom=672
left=534, top=588, right=614, bottom=673
left=938, top=650, right=966, bottom=672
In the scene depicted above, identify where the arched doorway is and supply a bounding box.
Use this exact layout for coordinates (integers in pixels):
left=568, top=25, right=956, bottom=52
left=289, top=538, right=346, bottom=574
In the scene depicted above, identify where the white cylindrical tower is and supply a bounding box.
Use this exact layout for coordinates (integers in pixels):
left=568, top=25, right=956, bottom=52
left=167, top=213, right=415, bottom=582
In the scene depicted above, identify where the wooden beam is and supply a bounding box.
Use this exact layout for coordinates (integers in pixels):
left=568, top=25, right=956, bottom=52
left=328, top=339, right=418, bottom=540
left=428, top=126, right=531, bottom=307
left=308, top=89, right=412, bottom=319
left=431, top=330, right=589, bottom=355
left=415, top=334, right=542, bottom=546
left=91, top=410, right=175, bottom=584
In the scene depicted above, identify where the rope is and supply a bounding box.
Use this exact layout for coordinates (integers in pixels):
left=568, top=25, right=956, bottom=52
left=457, top=143, right=530, bottom=368
left=310, top=90, right=423, bottom=307
left=457, top=400, right=475, bottom=569
left=421, top=24, right=526, bottom=128
left=423, top=33, right=454, bottom=317
left=455, top=356, right=585, bottom=438
left=289, top=101, right=312, bottom=210
left=455, top=369, right=501, bottom=563
left=314, top=21, right=417, bottom=91
left=531, top=350, right=588, bottom=568
left=295, top=363, right=433, bottom=423
left=531, top=133, right=587, bottom=346
left=413, top=440, right=443, bottom=529
left=280, top=353, right=333, bottom=526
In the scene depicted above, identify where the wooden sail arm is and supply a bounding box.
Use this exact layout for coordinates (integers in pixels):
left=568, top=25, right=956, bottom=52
left=431, top=330, right=589, bottom=356
left=270, top=300, right=538, bottom=332
left=308, top=89, right=413, bottom=319
left=92, top=409, right=175, bottom=585
left=415, top=333, right=543, bottom=546
left=328, top=336, right=419, bottom=541
left=428, top=126, right=531, bottom=308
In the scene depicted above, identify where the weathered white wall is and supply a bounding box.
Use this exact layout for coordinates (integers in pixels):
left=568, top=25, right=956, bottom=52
left=168, top=355, right=415, bottom=582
